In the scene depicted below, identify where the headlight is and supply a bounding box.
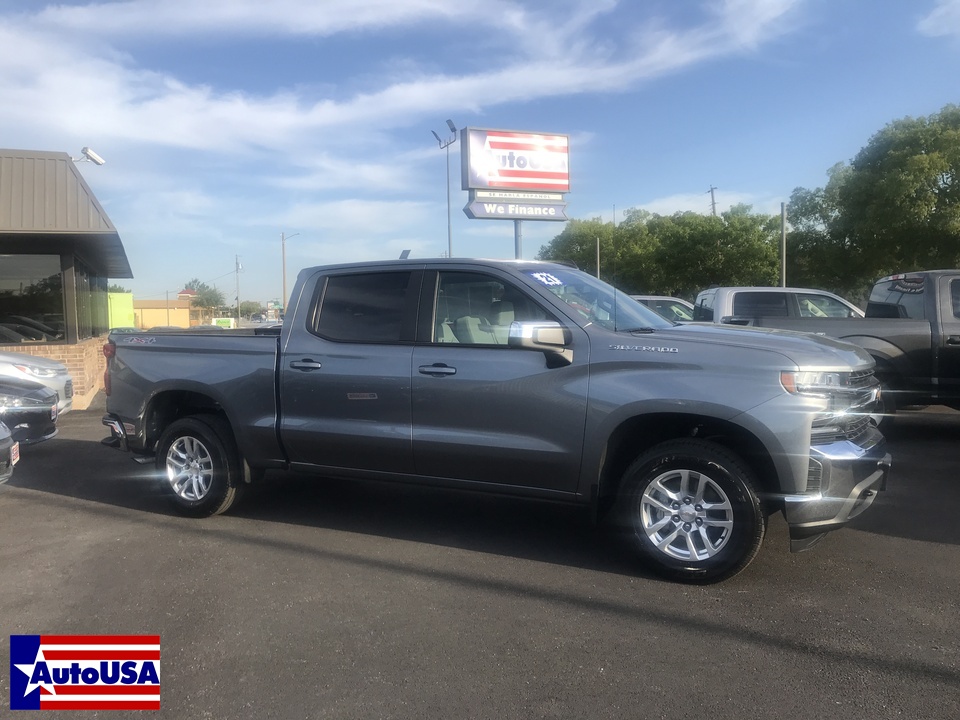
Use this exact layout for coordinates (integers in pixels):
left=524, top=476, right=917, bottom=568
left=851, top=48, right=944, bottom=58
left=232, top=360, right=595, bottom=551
left=779, top=370, right=844, bottom=396
left=0, top=394, right=26, bottom=409
left=781, top=369, right=880, bottom=438
left=13, top=363, right=59, bottom=379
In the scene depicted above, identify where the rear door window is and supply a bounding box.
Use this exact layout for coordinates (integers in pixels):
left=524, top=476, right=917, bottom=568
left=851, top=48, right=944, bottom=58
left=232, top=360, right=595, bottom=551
left=732, top=292, right=789, bottom=317
left=693, top=290, right=716, bottom=321
left=312, top=271, right=418, bottom=343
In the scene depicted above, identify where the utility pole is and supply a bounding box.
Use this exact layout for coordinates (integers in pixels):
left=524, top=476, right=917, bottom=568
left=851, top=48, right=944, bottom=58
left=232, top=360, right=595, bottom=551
left=235, top=254, right=242, bottom=324
left=708, top=186, right=718, bottom=216
left=781, top=202, right=787, bottom=287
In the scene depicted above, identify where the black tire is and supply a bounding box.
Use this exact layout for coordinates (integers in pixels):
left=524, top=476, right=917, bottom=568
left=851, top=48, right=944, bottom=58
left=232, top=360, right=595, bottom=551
left=155, top=415, right=244, bottom=517
left=614, top=439, right=766, bottom=584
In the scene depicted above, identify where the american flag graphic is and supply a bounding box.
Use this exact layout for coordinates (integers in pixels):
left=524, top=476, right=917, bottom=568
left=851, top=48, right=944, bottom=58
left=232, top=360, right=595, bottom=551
left=10, top=635, right=161, bottom=711
left=481, top=131, right=570, bottom=191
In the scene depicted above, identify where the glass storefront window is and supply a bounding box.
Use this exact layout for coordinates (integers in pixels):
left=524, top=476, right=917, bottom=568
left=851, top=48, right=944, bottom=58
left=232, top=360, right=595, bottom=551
left=0, top=255, right=66, bottom=343
left=75, top=260, right=108, bottom=340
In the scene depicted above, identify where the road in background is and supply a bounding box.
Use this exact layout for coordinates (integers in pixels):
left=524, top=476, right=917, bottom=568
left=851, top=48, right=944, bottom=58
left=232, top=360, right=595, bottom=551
left=1, top=399, right=958, bottom=719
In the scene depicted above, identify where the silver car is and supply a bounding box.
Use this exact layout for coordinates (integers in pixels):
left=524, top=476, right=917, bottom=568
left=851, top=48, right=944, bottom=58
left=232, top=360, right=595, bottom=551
left=0, top=351, right=74, bottom=415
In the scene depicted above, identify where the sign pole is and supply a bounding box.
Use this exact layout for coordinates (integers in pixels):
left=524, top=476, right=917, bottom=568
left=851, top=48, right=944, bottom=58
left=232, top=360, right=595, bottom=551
left=514, top=219, right=523, bottom=259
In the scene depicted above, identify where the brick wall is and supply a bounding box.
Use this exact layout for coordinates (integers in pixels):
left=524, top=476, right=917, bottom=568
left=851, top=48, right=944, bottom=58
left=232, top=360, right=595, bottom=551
left=0, top=336, right=107, bottom=410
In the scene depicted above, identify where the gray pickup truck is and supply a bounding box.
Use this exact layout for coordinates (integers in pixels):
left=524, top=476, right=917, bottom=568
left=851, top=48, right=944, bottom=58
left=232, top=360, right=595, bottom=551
left=102, top=259, right=890, bottom=583
left=694, top=271, right=960, bottom=415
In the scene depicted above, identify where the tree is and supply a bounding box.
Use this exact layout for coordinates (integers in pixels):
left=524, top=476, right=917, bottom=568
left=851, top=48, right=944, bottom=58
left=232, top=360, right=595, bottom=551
left=788, top=104, right=960, bottom=297
left=537, top=206, right=780, bottom=299
left=647, top=206, right=779, bottom=298
left=107, top=283, right=130, bottom=293
left=184, top=279, right=225, bottom=323
left=841, top=104, right=960, bottom=276
left=239, top=300, right=263, bottom=318
left=536, top=218, right=616, bottom=274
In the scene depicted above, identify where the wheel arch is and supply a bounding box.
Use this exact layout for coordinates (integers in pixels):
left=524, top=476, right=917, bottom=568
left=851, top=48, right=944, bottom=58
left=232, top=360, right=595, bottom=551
left=595, top=412, right=777, bottom=514
left=143, top=389, right=230, bottom=453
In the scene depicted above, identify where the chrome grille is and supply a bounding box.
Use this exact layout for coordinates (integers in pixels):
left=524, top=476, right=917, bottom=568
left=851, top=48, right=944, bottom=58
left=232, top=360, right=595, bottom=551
left=807, top=458, right=823, bottom=493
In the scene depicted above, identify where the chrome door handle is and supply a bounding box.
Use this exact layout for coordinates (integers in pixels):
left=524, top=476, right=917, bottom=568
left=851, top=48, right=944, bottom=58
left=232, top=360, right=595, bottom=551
left=290, top=359, right=323, bottom=370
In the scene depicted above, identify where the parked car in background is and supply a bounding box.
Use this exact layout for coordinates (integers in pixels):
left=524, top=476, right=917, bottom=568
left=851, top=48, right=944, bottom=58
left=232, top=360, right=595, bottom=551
left=0, top=421, right=17, bottom=484
left=694, top=272, right=960, bottom=417
left=0, top=351, right=73, bottom=415
left=693, top=286, right=864, bottom=325
left=0, top=377, right=59, bottom=444
left=0, top=315, right=64, bottom=341
left=630, top=295, right=695, bottom=322
left=0, top=326, right=35, bottom=344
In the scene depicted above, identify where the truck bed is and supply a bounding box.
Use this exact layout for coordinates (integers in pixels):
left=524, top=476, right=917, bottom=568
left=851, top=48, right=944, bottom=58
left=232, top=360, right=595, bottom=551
left=107, top=330, right=284, bottom=465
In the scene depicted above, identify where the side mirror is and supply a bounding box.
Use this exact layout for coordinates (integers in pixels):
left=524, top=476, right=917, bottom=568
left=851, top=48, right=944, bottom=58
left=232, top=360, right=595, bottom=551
left=508, top=321, right=573, bottom=366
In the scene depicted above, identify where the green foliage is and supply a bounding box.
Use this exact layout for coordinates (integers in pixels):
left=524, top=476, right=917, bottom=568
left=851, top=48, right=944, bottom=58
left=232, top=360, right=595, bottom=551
left=239, top=300, right=263, bottom=318
left=538, top=206, right=780, bottom=299
left=184, top=278, right=225, bottom=309
left=789, top=104, right=960, bottom=298
left=107, top=283, right=130, bottom=293
left=538, top=105, right=960, bottom=301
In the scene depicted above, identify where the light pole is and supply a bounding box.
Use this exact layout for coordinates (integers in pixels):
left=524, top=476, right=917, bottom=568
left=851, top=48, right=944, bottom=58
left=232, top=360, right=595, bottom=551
left=431, top=119, right=458, bottom=258
left=235, top=254, right=243, bottom=324
left=281, top=231, right=300, bottom=312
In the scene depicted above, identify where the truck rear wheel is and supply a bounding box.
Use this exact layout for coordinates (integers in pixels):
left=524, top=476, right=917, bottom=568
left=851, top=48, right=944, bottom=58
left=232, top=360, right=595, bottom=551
left=155, top=415, right=243, bottom=517
left=615, top=439, right=765, bottom=583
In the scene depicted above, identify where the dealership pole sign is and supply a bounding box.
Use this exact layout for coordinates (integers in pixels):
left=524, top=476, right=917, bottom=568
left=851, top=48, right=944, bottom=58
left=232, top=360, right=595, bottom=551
left=461, top=128, right=569, bottom=222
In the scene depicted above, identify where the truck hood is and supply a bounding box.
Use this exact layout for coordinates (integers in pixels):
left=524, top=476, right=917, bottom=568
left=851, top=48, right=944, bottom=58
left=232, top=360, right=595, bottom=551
left=651, top=322, right=874, bottom=370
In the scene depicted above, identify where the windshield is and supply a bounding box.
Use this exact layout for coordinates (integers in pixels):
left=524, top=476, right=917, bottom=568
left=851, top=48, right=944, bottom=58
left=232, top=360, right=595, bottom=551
left=522, top=267, right=673, bottom=331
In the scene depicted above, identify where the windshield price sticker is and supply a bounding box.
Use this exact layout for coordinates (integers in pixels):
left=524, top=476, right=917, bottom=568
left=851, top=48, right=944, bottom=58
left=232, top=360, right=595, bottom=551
left=531, top=272, right=563, bottom=287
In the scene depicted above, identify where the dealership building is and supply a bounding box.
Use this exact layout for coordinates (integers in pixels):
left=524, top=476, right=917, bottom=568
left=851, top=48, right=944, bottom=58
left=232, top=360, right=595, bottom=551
left=0, top=148, right=133, bottom=409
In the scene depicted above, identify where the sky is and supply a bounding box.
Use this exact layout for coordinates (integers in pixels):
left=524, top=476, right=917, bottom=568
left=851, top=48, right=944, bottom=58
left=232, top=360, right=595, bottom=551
left=1, top=0, right=958, bottom=306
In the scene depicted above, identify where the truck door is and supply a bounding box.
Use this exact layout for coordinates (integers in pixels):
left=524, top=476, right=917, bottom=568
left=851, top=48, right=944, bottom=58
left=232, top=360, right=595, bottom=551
left=279, top=269, right=421, bottom=473
left=410, top=269, right=589, bottom=494
left=937, top=275, right=960, bottom=396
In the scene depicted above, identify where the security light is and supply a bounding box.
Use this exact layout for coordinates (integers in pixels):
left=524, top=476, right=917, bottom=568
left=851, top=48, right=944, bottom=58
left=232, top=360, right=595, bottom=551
left=81, top=147, right=105, bottom=165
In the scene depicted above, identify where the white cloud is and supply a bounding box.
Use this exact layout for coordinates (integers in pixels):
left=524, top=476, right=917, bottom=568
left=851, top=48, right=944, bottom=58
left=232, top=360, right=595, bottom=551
left=0, top=0, right=804, bottom=157
left=30, top=0, right=525, bottom=37
left=917, top=0, right=960, bottom=37
left=590, top=190, right=786, bottom=219
left=0, top=0, right=810, bottom=299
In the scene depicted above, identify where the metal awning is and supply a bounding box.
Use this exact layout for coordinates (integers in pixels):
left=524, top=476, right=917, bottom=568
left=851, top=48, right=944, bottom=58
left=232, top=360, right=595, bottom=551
left=0, top=149, right=133, bottom=278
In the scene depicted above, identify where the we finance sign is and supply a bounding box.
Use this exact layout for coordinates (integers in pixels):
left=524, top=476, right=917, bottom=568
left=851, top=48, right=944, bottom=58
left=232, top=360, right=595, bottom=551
left=462, top=129, right=570, bottom=193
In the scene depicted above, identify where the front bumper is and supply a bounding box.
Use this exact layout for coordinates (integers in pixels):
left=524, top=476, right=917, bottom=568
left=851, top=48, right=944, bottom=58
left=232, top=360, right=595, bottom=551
left=0, top=431, right=16, bottom=484
left=0, top=406, right=58, bottom=445
left=780, top=425, right=891, bottom=551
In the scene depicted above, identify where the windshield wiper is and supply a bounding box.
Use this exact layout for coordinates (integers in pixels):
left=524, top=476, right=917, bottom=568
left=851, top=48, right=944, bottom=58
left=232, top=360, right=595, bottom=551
left=619, top=327, right=656, bottom=334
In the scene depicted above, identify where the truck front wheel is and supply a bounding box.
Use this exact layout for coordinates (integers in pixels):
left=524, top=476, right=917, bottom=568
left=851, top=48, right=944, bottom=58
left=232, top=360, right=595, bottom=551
left=616, top=439, right=766, bottom=583
left=155, top=416, right=243, bottom=517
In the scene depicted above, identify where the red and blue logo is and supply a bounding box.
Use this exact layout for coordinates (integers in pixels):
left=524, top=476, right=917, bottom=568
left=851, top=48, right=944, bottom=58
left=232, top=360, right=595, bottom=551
left=10, top=635, right=160, bottom=711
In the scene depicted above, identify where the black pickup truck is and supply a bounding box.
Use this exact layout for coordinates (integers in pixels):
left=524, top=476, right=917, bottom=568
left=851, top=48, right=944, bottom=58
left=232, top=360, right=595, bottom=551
left=695, top=270, right=960, bottom=415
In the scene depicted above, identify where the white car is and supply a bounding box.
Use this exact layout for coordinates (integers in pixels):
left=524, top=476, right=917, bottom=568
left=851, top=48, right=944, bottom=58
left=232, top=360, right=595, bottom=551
left=0, top=351, right=73, bottom=415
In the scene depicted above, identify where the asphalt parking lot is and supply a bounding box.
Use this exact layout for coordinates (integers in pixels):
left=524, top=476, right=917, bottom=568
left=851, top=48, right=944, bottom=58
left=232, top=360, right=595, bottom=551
left=2, top=399, right=959, bottom=719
